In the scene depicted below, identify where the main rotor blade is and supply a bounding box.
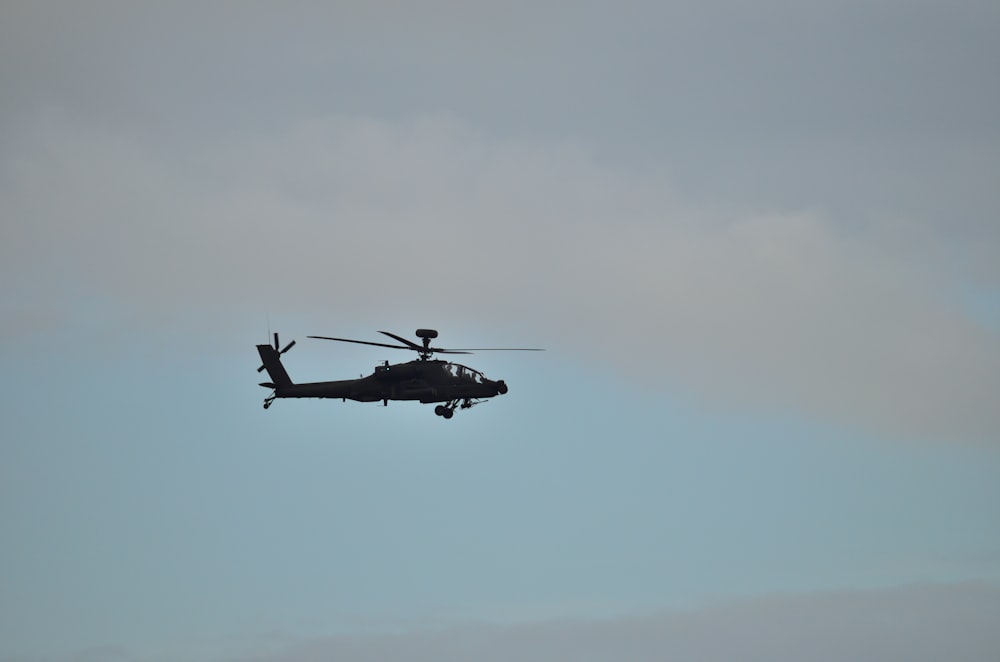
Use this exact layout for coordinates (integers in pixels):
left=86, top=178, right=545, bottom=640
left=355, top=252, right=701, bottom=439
left=307, top=336, right=414, bottom=351
left=445, top=348, right=545, bottom=352
left=378, top=332, right=474, bottom=355
left=308, top=334, right=542, bottom=356
left=377, top=331, right=423, bottom=349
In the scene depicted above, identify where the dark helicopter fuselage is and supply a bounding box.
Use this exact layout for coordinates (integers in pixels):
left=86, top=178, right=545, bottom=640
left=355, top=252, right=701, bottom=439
left=256, top=329, right=536, bottom=418
left=257, top=342, right=507, bottom=409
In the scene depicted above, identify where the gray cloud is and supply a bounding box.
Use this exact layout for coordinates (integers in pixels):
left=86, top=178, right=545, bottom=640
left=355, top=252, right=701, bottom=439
left=2, top=1, right=998, bottom=440
left=11, top=585, right=998, bottom=662
left=3, top=112, right=998, bottom=441
left=226, top=583, right=1000, bottom=662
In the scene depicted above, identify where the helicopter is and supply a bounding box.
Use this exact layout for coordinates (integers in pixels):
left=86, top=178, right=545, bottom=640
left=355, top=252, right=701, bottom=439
left=256, top=329, right=542, bottom=418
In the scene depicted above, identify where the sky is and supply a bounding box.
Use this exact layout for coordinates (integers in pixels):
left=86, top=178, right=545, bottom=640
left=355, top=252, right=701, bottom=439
left=1, top=1, right=999, bottom=660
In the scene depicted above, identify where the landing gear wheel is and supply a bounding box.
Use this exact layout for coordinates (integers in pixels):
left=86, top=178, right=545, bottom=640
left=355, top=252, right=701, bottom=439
left=434, top=405, right=446, bottom=416
left=442, top=408, right=454, bottom=419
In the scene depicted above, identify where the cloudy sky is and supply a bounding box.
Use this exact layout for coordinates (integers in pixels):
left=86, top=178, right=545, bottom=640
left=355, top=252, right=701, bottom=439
left=2, top=1, right=999, bottom=660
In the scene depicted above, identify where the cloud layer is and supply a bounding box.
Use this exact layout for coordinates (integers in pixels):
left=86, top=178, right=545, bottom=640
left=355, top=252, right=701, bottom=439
left=224, top=583, right=1000, bottom=662
left=2, top=1, right=998, bottom=444
left=3, top=112, right=998, bottom=441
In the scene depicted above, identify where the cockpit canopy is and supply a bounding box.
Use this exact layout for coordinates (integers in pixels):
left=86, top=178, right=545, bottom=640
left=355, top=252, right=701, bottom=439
left=443, top=362, right=487, bottom=384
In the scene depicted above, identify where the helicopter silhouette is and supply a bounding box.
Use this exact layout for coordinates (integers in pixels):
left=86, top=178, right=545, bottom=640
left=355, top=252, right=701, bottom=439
left=256, top=329, right=542, bottom=418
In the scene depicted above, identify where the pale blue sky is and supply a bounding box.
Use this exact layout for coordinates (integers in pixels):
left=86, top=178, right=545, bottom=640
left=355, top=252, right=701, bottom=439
left=2, top=1, right=999, bottom=660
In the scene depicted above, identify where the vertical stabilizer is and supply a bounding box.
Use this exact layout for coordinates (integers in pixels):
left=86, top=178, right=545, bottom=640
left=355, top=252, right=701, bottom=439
left=256, top=343, right=293, bottom=388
